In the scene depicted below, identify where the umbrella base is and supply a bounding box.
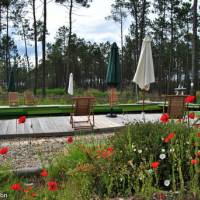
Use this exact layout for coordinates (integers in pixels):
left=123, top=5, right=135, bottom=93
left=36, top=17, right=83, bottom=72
left=106, top=113, right=117, bottom=118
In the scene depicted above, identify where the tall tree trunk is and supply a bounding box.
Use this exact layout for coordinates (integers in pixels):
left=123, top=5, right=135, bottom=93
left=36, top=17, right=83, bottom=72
left=168, top=0, right=174, bottom=94
left=120, top=6, right=123, bottom=89
left=65, top=0, right=73, bottom=89
left=139, top=0, right=146, bottom=48
left=185, top=19, right=190, bottom=94
left=133, top=3, right=139, bottom=100
left=6, top=5, right=9, bottom=85
left=42, top=0, right=47, bottom=97
left=134, top=4, right=139, bottom=64
left=0, top=2, right=2, bottom=58
left=21, top=21, right=30, bottom=71
left=191, top=0, right=198, bottom=95
left=159, top=3, right=166, bottom=95
left=32, top=0, right=39, bottom=95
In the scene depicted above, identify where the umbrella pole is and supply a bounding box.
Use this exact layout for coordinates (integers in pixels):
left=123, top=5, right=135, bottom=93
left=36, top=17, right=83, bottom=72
left=142, top=90, right=145, bottom=122
left=107, top=87, right=117, bottom=118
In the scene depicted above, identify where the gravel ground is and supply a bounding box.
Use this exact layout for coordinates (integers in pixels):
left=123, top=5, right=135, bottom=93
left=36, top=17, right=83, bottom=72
left=0, top=133, right=114, bottom=170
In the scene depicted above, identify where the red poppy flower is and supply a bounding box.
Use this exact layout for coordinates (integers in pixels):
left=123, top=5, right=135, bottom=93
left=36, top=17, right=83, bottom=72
left=101, top=150, right=109, bottom=159
left=164, top=133, right=175, bottom=143
left=168, top=133, right=175, bottom=139
left=48, top=181, right=58, bottom=191
left=191, top=159, right=198, bottom=165
left=188, top=112, right=195, bottom=119
left=164, top=137, right=170, bottom=143
left=18, top=116, right=26, bottom=124
left=23, top=189, right=29, bottom=193
left=41, top=169, right=48, bottom=177
left=185, top=96, right=195, bottom=103
left=107, top=147, right=113, bottom=152
left=11, top=183, right=22, bottom=191
left=197, top=133, right=200, bottom=137
left=160, top=113, right=169, bottom=123
left=0, top=147, right=9, bottom=155
left=66, top=136, right=73, bottom=144
left=151, top=161, right=160, bottom=169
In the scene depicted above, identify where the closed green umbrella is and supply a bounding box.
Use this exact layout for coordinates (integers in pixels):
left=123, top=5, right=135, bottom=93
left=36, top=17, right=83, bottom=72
left=106, top=42, right=121, bottom=87
left=8, top=69, right=15, bottom=92
left=106, top=42, right=121, bottom=117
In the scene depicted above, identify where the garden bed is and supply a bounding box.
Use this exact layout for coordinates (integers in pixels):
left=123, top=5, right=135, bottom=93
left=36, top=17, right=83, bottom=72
left=0, top=121, right=200, bottom=200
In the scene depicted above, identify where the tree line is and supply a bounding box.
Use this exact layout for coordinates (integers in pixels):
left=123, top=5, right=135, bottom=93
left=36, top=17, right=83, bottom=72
left=0, top=0, right=199, bottom=96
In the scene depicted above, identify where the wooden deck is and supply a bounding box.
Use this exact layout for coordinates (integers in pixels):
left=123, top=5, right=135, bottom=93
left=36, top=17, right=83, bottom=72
left=0, top=114, right=161, bottom=139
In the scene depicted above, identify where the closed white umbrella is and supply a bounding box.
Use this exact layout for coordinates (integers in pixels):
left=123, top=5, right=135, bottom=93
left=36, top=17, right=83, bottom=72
left=133, top=36, right=155, bottom=90
left=68, top=73, right=73, bottom=95
left=133, top=36, right=155, bottom=121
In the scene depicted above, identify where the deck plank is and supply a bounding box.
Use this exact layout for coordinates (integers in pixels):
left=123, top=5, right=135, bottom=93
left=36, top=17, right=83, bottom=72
left=38, top=117, right=60, bottom=133
left=6, top=119, right=17, bottom=135
left=0, top=114, right=161, bottom=139
left=0, top=120, right=9, bottom=135
left=31, top=118, right=43, bottom=134
left=24, top=118, right=34, bottom=134
left=51, top=116, right=73, bottom=132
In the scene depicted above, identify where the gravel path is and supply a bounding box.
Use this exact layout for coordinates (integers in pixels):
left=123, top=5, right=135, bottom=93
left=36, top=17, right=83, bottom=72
left=0, top=133, right=114, bottom=170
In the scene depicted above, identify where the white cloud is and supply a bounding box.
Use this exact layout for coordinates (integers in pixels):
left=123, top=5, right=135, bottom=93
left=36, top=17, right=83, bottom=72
left=17, top=0, right=131, bottom=63
left=35, top=0, right=130, bottom=45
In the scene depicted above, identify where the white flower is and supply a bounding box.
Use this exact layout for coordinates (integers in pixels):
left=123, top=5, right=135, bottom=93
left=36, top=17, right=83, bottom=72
left=170, top=148, right=175, bottom=152
left=138, top=149, right=142, bottom=154
left=161, top=149, right=165, bottom=153
left=133, top=148, right=137, bottom=152
left=164, top=180, right=170, bottom=187
left=148, top=169, right=154, bottom=174
left=159, top=154, right=166, bottom=160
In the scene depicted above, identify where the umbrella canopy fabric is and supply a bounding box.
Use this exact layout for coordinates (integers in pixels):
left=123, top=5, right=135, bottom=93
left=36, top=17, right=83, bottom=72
left=8, top=69, right=15, bottom=92
left=133, top=36, right=155, bottom=91
left=106, top=42, right=121, bottom=87
left=68, top=73, right=73, bottom=95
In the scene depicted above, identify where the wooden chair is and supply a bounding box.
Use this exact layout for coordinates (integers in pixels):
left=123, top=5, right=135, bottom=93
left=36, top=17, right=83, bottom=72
left=8, top=92, right=19, bottom=106
left=70, top=96, right=95, bottom=130
left=24, top=91, right=36, bottom=105
left=164, top=95, right=187, bottom=119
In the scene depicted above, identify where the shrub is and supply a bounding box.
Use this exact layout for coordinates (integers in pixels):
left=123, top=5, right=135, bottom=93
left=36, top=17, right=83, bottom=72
left=48, top=122, right=200, bottom=199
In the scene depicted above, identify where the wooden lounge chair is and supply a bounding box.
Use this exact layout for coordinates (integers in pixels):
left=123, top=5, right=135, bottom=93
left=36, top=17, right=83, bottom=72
left=24, top=91, right=36, bottom=105
left=8, top=92, right=19, bottom=106
left=164, top=95, right=187, bottom=119
left=70, top=96, right=95, bottom=130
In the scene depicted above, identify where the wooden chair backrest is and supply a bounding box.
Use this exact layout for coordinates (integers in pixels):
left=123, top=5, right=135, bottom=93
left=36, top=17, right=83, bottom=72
left=167, top=95, right=186, bottom=119
left=72, top=97, right=95, bottom=116
left=8, top=92, right=19, bottom=106
left=24, top=91, right=35, bottom=105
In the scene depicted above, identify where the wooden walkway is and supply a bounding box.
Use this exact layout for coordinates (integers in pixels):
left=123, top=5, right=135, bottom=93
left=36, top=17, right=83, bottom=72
left=0, top=114, right=161, bottom=139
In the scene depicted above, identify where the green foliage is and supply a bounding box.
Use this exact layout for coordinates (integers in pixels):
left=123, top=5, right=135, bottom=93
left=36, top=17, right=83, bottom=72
left=45, top=122, right=200, bottom=199
left=1, top=123, right=200, bottom=199
left=36, top=88, right=65, bottom=96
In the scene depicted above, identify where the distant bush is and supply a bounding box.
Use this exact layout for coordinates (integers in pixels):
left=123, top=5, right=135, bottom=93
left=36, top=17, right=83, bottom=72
left=36, top=88, right=65, bottom=96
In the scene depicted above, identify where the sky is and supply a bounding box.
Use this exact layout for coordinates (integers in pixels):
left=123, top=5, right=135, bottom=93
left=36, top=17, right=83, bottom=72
left=44, top=0, right=130, bottom=44
left=17, top=0, right=131, bottom=63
